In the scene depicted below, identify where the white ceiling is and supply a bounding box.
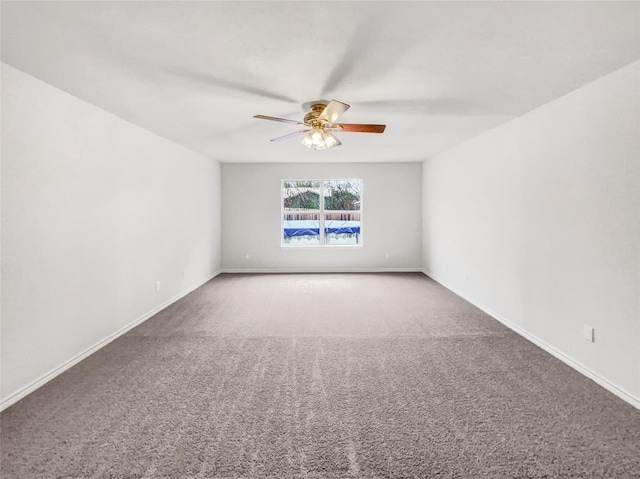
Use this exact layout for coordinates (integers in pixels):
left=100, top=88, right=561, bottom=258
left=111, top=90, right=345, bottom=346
left=2, top=1, right=638, bottom=163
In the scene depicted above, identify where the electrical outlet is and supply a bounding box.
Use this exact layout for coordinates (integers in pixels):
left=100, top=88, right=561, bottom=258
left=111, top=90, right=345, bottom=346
left=583, top=325, right=595, bottom=342
left=245, top=253, right=250, bottom=260
left=385, top=252, right=390, bottom=259
left=155, top=281, right=160, bottom=292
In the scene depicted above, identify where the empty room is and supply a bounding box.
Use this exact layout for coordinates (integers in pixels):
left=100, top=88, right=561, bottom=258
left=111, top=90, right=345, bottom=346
left=1, top=1, right=639, bottom=477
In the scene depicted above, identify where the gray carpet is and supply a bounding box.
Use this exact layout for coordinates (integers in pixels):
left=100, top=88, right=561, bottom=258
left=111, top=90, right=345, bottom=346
left=2, top=273, right=639, bottom=478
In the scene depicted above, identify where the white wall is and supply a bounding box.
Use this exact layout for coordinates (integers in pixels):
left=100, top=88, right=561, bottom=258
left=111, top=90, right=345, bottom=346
left=1, top=64, right=221, bottom=406
left=423, top=61, right=640, bottom=404
left=222, top=162, right=422, bottom=272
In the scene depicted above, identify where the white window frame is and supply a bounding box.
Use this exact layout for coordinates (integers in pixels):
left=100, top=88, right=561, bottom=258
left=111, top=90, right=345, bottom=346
left=281, top=179, right=363, bottom=248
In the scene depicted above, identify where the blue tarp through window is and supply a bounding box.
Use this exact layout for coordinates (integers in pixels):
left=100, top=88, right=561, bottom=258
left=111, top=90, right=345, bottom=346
left=283, top=220, right=360, bottom=238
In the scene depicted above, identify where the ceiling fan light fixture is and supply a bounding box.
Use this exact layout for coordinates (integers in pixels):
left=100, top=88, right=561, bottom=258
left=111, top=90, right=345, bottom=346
left=301, top=128, right=340, bottom=150
left=301, top=130, right=322, bottom=150
left=323, top=131, right=340, bottom=149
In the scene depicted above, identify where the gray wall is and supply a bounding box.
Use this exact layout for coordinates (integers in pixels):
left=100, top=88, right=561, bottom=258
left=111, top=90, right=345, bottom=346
left=422, top=61, right=640, bottom=405
left=222, top=162, right=422, bottom=272
left=1, top=64, right=222, bottom=406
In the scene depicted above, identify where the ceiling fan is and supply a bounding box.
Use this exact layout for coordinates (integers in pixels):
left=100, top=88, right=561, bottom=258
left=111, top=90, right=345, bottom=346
left=254, top=100, right=386, bottom=150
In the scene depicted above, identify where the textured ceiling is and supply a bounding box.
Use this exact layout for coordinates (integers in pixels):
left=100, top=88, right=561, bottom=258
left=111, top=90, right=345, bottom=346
left=2, top=1, right=639, bottom=163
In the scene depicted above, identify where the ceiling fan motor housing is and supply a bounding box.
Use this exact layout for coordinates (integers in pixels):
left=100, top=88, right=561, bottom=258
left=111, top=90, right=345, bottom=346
left=303, top=102, right=329, bottom=128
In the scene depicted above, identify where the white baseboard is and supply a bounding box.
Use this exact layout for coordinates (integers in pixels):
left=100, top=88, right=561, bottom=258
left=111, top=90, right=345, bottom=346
left=0, top=270, right=221, bottom=411
left=221, top=268, right=423, bottom=274
left=422, top=270, right=640, bottom=410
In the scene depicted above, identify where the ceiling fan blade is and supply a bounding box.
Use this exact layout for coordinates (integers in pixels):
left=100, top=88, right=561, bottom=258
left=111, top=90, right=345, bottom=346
left=254, top=115, right=304, bottom=125
left=166, top=68, right=298, bottom=103
left=333, top=123, right=386, bottom=133
left=270, top=129, right=311, bottom=142
left=353, top=99, right=510, bottom=116
left=318, top=100, right=350, bottom=123
left=320, top=7, right=389, bottom=95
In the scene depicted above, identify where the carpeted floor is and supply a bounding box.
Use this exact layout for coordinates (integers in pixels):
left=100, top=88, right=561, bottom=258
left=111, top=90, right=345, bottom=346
left=1, top=273, right=639, bottom=478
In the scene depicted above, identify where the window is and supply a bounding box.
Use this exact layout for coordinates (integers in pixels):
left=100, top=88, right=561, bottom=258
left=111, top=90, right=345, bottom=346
left=282, top=179, right=362, bottom=247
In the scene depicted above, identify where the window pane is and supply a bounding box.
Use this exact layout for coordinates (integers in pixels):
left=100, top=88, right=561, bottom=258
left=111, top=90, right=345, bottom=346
left=323, top=180, right=361, bottom=211
left=282, top=179, right=362, bottom=247
left=283, top=212, right=320, bottom=245
left=283, top=181, right=320, bottom=210
left=325, top=211, right=361, bottom=245
left=283, top=181, right=321, bottom=246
